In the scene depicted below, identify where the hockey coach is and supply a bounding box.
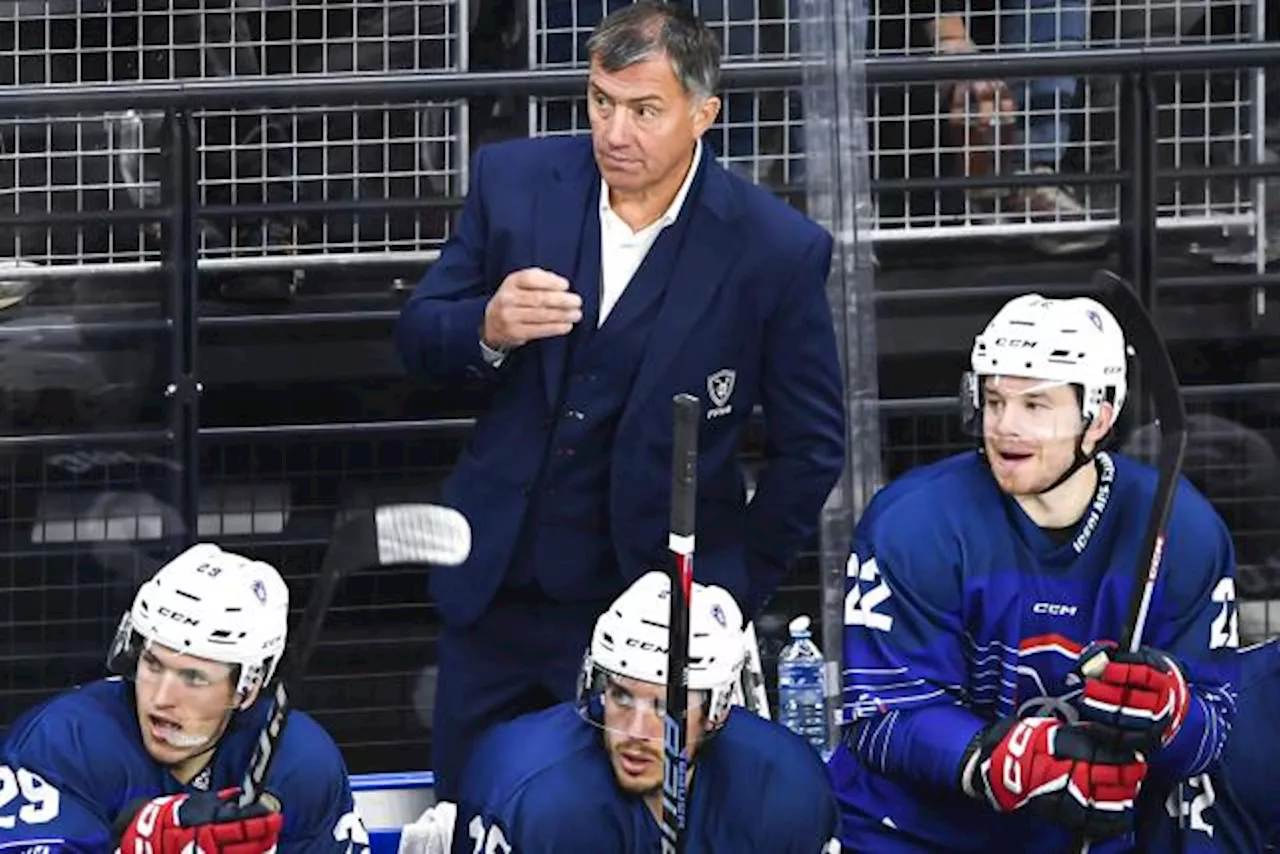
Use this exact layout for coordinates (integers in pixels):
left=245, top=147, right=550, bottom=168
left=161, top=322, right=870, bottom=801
left=395, top=0, right=846, bottom=802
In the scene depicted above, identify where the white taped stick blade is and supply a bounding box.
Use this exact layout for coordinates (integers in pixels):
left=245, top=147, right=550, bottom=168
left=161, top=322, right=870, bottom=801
left=375, top=504, right=472, bottom=567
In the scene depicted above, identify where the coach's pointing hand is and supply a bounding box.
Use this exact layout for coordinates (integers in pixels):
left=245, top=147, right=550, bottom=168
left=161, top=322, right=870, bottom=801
left=482, top=267, right=583, bottom=350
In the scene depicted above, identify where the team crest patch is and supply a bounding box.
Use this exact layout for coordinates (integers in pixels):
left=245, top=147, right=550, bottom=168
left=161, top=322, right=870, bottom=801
left=711, top=604, right=726, bottom=627
left=252, top=579, right=267, bottom=603
left=706, top=369, right=735, bottom=419
left=1086, top=309, right=1103, bottom=331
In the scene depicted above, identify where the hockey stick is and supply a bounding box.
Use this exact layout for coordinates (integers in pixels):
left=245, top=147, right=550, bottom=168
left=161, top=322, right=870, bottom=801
left=1081, top=271, right=1187, bottom=664
left=1075, top=271, right=1188, bottom=853
left=661, top=393, right=700, bottom=854
left=238, top=503, right=471, bottom=809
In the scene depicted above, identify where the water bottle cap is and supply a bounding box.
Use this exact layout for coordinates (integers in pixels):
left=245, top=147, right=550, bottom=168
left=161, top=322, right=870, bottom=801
left=788, top=615, right=812, bottom=636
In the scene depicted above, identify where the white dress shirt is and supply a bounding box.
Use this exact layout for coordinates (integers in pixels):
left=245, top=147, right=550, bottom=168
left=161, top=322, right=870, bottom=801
left=596, top=139, right=702, bottom=327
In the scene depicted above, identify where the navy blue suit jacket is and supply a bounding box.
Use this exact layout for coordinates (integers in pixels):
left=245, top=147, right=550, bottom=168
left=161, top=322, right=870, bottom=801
left=395, top=135, right=845, bottom=626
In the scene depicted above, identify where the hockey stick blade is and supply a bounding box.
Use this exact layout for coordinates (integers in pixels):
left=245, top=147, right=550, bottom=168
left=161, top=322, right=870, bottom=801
left=239, top=503, right=472, bottom=809
left=375, top=503, right=472, bottom=567
left=662, top=393, right=700, bottom=854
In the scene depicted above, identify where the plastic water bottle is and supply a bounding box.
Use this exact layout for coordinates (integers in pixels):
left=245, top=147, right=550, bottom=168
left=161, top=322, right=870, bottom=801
left=777, top=615, right=830, bottom=758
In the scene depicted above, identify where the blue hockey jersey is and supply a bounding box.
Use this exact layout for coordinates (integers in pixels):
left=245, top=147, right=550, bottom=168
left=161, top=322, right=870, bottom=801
left=454, top=702, right=838, bottom=853
left=0, top=677, right=369, bottom=854
left=1147, top=639, right=1280, bottom=853
left=830, top=451, right=1239, bottom=854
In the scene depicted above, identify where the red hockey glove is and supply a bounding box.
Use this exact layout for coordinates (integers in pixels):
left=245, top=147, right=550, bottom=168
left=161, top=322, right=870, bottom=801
left=118, top=788, right=283, bottom=854
left=962, top=717, right=1148, bottom=840
left=1075, top=641, right=1191, bottom=753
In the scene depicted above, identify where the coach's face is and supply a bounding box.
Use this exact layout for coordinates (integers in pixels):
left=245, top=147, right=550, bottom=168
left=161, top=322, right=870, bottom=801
left=134, top=643, right=258, bottom=782
left=982, top=376, right=1112, bottom=495
left=601, top=675, right=708, bottom=800
left=587, top=52, right=719, bottom=198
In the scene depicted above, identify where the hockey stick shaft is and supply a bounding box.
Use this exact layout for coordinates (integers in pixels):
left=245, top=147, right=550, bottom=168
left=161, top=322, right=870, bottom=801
left=1074, top=272, right=1188, bottom=854
left=238, top=503, right=471, bottom=809
left=661, top=394, right=700, bottom=854
left=1090, top=271, right=1188, bottom=656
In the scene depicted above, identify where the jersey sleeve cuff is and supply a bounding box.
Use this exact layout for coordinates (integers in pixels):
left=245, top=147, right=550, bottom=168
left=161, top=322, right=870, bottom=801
left=1151, top=692, right=1215, bottom=779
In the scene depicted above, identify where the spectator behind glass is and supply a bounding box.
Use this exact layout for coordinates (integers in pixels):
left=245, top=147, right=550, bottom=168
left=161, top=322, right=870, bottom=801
left=927, top=2, right=1106, bottom=257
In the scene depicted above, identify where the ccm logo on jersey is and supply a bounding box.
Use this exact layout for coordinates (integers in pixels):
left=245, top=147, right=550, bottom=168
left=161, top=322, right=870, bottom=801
left=1032, top=603, right=1078, bottom=616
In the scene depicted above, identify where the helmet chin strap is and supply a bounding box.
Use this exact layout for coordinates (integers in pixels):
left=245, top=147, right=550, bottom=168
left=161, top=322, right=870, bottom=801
left=1034, top=434, right=1096, bottom=497
left=977, top=410, right=1100, bottom=499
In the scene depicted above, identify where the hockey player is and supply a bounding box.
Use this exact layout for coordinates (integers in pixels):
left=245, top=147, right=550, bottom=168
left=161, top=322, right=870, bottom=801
left=828, top=293, right=1239, bottom=854
left=399, top=571, right=839, bottom=853
left=1148, top=639, right=1279, bottom=853
left=0, top=543, right=371, bottom=854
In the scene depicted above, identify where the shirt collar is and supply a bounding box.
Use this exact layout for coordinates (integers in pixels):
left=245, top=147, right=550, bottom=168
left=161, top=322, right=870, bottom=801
left=600, top=139, right=703, bottom=231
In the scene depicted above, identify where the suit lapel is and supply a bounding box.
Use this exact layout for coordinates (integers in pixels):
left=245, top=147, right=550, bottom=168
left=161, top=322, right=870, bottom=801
left=533, top=141, right=598, bottom=411
left=623, top=153, right=739, bottom=424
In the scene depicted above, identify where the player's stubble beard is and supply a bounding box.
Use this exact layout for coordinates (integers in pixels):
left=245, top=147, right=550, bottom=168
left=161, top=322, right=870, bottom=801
left=986, top=431, right=1076, bottom=496
left=987, top=434, right=1100, bottom=529
left=608, top=734, right=699, bottom=824
left=607, top=734, right=664, bottom=796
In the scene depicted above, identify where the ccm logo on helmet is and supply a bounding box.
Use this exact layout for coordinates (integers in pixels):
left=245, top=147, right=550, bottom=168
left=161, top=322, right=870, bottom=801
left=157, top=606, right=200, bottom=626
left=625, top=638, right=667, bottom=654
left=993, top=338, right=1038, bottom=349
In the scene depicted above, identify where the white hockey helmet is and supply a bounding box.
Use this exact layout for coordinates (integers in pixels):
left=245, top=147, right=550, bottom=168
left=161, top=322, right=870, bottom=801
left=968, top=293, right=1129, bottom=424
left=108, top=543, right=290, bottom=698
left=579, top=571, right=745, bottom=728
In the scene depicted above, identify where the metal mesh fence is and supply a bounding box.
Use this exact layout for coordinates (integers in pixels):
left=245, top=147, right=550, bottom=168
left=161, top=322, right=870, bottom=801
left=195, top=429, right=460, bottom=773
left=0, top=435, right=180, bottom=727
left=529, top=0, right=806, bottom=188
left=0, top=0, right=467, bottom=271
left=0, top=0, right=1264, bottom=273
left=868, top=0, right=1262, bottom=244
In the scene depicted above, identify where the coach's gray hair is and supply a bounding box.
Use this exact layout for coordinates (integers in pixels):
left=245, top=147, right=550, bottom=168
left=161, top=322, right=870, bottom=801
left=586, top=1, right=721, bottom=102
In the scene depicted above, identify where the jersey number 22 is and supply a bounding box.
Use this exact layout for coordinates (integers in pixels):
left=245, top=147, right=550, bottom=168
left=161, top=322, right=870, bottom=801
left=845, top=553, right=894, bottom=632
left=468, top=816, right=511, bottom=854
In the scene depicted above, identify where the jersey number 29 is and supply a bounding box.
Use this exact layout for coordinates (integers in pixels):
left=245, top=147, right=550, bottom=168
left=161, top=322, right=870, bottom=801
left=0, top=766, right=60, bottom=829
